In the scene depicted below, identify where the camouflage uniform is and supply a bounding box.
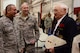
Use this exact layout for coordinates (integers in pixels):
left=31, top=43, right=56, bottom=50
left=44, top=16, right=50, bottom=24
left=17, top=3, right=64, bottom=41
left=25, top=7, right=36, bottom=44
left=15, top=14, right=40, bottom=53
left=0, top=16, right=18, bottom=53
left=44, top=17, right=52, bottom=34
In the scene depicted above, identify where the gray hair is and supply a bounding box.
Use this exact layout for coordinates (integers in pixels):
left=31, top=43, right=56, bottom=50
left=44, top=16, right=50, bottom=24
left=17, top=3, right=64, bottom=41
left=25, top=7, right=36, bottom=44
left=53, top=3, right=68, bottom=13
left=21, top=2, right=29, bottom=9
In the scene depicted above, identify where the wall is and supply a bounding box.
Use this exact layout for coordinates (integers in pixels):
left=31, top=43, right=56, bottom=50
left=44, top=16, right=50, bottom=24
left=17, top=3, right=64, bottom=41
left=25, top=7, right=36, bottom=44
left=3, top=0, right=16, bottom=10
left=1, top=0, right=19, bottom=15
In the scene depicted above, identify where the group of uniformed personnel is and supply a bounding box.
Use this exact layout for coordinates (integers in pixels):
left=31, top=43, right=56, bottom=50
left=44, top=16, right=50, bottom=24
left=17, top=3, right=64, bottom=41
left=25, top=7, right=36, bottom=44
left=0, top=2, right=40, bottom=53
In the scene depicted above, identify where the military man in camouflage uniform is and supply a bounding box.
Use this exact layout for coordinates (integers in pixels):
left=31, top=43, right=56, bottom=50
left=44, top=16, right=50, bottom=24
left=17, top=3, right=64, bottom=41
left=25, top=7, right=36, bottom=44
left=0, top=4, right=18, bottom=53
left=44, top=13, right=52, bottom=34
left=15, top=2, right=40, bottom=53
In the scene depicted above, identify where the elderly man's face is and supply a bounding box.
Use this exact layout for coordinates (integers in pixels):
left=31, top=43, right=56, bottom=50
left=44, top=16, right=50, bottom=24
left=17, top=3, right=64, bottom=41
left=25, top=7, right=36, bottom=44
left=21, top=4, right=29, bottom=15
left=9, top=6, right=17, bottom=17
left=53, top=6, right=66, bottom=20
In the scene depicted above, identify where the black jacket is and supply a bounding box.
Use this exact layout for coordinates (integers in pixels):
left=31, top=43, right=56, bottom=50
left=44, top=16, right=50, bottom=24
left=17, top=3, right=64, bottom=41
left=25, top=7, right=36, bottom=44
left=51, top=14, right=78, bottom=53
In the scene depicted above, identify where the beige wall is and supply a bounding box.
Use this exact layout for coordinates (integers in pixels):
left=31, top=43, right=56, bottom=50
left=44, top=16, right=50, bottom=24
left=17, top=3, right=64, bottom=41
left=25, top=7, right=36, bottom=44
left=0, top=0, right=20, bottom=15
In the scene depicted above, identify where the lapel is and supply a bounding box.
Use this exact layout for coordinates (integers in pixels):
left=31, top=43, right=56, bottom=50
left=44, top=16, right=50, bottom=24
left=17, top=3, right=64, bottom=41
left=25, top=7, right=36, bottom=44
left=55, top=14, right=68, bottom=38
left=57, top=14, right=68, bottom=30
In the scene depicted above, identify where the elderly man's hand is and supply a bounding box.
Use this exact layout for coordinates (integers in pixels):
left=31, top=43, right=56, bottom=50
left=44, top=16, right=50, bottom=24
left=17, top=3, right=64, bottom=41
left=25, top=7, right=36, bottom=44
left=49, top=48, right=54, bottom=53
left=45, top=48, right=54, bottom=53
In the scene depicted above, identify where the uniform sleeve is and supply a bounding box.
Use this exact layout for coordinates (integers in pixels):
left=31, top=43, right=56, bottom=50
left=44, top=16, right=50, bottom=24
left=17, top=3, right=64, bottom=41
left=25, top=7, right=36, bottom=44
left=14, top=18, right=25, bottom=52
left=34, top=18, right=40, bottom=42
left=18, top=30, right=25, bottom=52
left=0, top=20, right=4, bottom=53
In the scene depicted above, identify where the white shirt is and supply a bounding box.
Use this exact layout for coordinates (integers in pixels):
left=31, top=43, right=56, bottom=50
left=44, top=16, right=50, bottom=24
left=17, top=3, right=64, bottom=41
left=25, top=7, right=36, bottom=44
left=53, top=14, right=66, bottom=35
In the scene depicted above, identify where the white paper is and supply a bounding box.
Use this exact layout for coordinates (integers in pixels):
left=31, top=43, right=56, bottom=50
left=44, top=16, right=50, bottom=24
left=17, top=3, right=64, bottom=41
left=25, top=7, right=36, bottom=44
left=45, top=35, right=67, bottom=49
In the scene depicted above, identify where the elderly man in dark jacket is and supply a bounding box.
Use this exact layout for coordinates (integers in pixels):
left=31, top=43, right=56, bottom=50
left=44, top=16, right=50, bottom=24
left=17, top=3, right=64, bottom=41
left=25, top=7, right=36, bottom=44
left=47, top=3, right=78, bottom=53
